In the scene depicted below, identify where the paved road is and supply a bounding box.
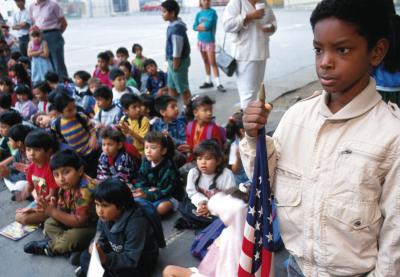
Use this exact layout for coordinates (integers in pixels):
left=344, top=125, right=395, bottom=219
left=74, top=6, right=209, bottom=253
left=0, top=7, right=318, bottom=277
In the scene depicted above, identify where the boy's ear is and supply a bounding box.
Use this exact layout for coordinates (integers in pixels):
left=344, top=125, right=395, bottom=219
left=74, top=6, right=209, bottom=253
left=78, top=166, right=85, bottom=177
left=370, top=38, right=389, bottom=67
left=161, top=147, right=168, bottom=156
left=159, top=109, right=166, bottom=117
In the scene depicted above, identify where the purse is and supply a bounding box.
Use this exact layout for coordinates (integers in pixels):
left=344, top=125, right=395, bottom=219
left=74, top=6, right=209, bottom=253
left=216, top=38, right=237, bottom=77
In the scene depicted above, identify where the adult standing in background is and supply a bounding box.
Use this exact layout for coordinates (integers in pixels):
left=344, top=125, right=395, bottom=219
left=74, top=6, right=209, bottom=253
left=223, top=0, right=276, bottom=109
left=28, top=0, right=68, bottom=81
left=12, top=0, right=32, bottom=56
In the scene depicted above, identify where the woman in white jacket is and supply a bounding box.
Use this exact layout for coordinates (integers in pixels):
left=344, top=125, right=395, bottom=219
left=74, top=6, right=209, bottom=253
left=222, top=0, right=277, bottom=109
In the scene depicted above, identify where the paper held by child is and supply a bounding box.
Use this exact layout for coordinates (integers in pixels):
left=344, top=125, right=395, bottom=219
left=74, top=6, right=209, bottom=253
left=0, top=202, right=38, bottom=241
left=87, top=232, right=105, bottom=277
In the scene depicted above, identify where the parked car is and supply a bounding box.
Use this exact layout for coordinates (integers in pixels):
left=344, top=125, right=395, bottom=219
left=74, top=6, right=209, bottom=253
left=141, top=0, right=162, bottom=12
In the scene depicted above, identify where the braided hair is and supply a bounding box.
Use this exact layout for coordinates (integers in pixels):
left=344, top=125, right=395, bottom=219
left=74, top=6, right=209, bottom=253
left=193, top=139, right=225, bottom=190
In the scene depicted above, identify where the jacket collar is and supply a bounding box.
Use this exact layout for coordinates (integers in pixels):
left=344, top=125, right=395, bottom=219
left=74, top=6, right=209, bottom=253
left=108, top=207, right=137, bottom=233
left=319, top=78, right=382, bottom=120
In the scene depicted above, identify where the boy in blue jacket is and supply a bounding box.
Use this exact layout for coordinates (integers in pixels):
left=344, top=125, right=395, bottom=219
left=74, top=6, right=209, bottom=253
left=76, top=178, right=159, bottom=277
left=161, top=0, right=192, bottom=106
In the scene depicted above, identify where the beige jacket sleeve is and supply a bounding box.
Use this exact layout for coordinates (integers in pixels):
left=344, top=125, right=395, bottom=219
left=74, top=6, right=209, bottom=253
left=367, top=145, right=400, bottom=277
left=239, top=134, right=277, bottom=186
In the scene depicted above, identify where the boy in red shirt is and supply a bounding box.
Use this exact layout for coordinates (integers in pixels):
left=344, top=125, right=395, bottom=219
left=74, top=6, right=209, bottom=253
left=93, top=52, right=112, bottom=88
left=15, top=130, right=58, bottom=225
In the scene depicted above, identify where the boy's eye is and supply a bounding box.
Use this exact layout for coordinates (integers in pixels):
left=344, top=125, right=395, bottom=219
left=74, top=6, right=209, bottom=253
left=337, top=47, right=350, bottom=54
left=313, top=47, right=322, bottom=55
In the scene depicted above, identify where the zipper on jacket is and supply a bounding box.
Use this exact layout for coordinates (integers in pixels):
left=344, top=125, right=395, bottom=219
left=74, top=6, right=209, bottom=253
left=339, top=148, right=384, bottom=162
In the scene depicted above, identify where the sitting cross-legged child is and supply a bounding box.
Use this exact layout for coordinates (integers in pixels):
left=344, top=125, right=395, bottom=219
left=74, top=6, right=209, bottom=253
left=97, top=126, right=138, bottom=190
left=76, top=178, right=160, bottom=277
left=133, top=132, right=183, bottom=216
left=23, top=149, right=97, bottom=257
left=15, top=130, right=58, bottom=225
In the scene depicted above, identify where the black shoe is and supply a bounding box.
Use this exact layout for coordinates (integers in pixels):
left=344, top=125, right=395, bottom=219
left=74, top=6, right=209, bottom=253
left=217, top=85, right=226, bottom=93
left=199, top=82, right=213, bottom=89
left=69, top=251, right=82, bottom=266
left=24, top=240, right=53, bottom=256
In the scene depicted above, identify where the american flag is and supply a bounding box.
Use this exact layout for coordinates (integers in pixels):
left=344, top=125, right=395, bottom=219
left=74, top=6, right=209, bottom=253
left=238, top=126, right=274, bottom=277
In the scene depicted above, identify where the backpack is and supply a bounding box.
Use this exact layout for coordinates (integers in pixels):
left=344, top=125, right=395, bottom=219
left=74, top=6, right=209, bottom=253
left=135, top=200, right=166, bottom=248
left=186, top=121, right=227, bottom=145
left=190, top=218, right=225, bottom=259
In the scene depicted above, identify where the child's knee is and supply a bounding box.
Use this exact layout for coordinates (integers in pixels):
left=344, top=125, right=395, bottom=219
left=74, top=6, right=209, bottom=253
left=157, top=201, right=173, bottom=216
left=15, top=212, right=28, bottom=225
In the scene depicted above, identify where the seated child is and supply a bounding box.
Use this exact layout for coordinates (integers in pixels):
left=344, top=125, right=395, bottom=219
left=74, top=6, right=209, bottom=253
left=0, top=76, right=14, bottom=101
left=164, top=188, right=248, bottom=277
left=119, top=60, right=138, bottom=88
left=23, top=149, right=97, bottom=257
left=73, top=70, right=96, bottom=116
left=133, top=132, right=182, bottom=216
left=181, top=95, right=226, bottom=161
left=153, top=95, right=186, bottom=147
left=14, top=84, right=38, bottom=120
left=0, top=110, right=23, bottom=162
left=177, top=140, right=235, bottom=228
left=0, top=124, right=32, bottom=200
left=118, top=94, right=150, bottom=155
left=110, top=68, right=140, bottom=105
left=93, top=52, right=112, bottom=88
left=225, top=111, right=250, bottom=186
left=32, top=81, right=51, bottom=113
left=141, top=94, right=160, bottom=125
left=93, top=86, right=122, bottom=129
left=15, top=130, right=58, bottom=225
left=49, top=89, right=99, bottom=178
left=116, top=47, right=129, bottom=63
left=76, top=178, right=160, bottom=277
left=97, top=126, right=138, bottom=189
left=144, top=58, right=168, bottom=97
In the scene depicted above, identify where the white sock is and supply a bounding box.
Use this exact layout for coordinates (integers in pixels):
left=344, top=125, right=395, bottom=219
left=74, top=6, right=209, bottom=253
left=205, top=75, right=211, bottom=83
left=215, top=77, right=221, bottom=86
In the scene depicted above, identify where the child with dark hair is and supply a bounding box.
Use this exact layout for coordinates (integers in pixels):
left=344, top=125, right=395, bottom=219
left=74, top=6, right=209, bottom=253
left=242, top=0, right=399, bottom=274
left=14, top=84, right=37, bottom=120
left=0, top=93, right=12, bottom=113
left=18, top=56, right=31, bottom=74
left=32, top=80, right=51, bottom=113
left=118, top=93, right=150, bottom=154
left=76, top=178, right=159, bottom=277
left=27, top=27, right=51, bottom=83
left=49, top=89, right=99, bottom=177
left=180, top=140, right=235, bottom=227
left=134, top=131, right=182, bottom=215
left=109, top=68, right=140, bottom=105
left=131, top=43, right=146, bottom=73
left=144, top=58, right=168, bottom=97
left=0, top=124, right=32, bottom=200
left=0, top=76, right=14, bottom=94
left=182, top=95, right=225, bottom=160
left=161, top=0, right=192, bottom=105
left=105, top=50, right=118, bottom=68
left=93, top=52, right=112, bottom=88
left=116, top=47, right=129, bottom=63
left=119, top=60, right=138, bottom=88
left=8, top=50, right=22, bottom=69
left=93, top=86, right=122, bottom=129
left=23, top=149, right=97, bottom=257
left=0, top=110, right=23, bottom=162
left=9, top=63, right=30, bottom=88
left=45, top=71, right=59, bottom=90
left=372, top=0, right=400, bottom=105
left=97, top=126, right=138, bottom=188
left=72, top=71, right=95, bottom=117
left=14, top=130, right=58, bottom=225
left=225, top=111, right=249, bottom=186
left=153, top=95, right=186, bottom=147
left=140, top=94, right=160, bottom=125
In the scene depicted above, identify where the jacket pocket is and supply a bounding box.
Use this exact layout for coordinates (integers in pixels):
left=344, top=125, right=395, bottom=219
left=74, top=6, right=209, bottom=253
left=323, top=199, right=382, bottom=275
left=274, top=166, right=303, bottom=254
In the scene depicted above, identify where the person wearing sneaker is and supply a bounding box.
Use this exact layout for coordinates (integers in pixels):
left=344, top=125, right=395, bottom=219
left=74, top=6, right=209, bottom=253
left=24, top=150, right=97, bottom=257
left=194, top=0, right=226, bottom=93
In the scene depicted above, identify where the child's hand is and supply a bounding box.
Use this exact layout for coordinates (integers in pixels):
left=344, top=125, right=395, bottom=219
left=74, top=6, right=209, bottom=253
left=37, top=196, right=57, bottom=215
left=16, top=207, right=36, bottom=214
left=14, top=162, right=28, bottom=173
left=95, top=123, right=105, bottom=130
left=118, top=122, right=131, bottom=135
left=177, top=144, right=191, bottom=153
left=89, top=134, right=98, bottom=150
left=173, top=58, right=181, bottom=71
left=156, top=89, right=166, bottom=97
left=0, top=165, right=10, bottom=177
left=133, top=188, right=146, bottom=199
left=96, top=243, right=107, bottom=264
left=196, top=202, right=209, bottom=217
left=243, top=101, right=272, bottom=137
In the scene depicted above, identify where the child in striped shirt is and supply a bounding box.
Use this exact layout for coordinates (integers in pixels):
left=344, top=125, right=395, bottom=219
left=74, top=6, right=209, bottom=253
left=49, top=88, right=99, bottom=177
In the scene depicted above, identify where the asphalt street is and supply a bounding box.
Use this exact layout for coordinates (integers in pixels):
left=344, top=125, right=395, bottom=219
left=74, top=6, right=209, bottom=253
left=0, top=7, right=318, bottom=277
